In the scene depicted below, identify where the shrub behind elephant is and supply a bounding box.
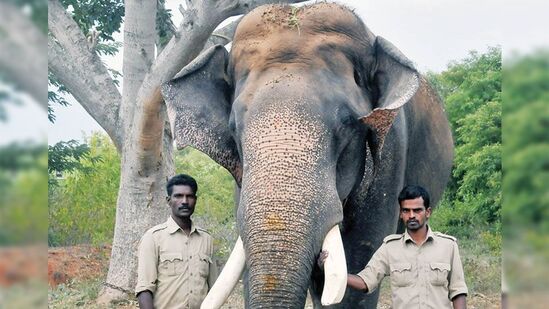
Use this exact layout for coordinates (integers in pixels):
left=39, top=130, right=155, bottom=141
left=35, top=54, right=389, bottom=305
left=162, top=3, right=453, bottom=308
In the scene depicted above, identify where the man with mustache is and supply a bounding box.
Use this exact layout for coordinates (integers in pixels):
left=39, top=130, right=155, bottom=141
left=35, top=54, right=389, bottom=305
left=320, top=185, right=468, bottom=309
left=136, top=174, right=218, bottom=309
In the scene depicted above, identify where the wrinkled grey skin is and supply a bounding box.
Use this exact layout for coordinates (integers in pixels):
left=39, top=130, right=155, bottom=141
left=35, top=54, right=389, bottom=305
left=161, top=3, right=453, bottom=308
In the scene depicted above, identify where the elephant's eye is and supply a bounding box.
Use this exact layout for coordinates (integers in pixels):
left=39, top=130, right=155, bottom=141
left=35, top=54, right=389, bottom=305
left=229, top=116, right=237, bottom=133
left=353, top=69, right=362, bottom=86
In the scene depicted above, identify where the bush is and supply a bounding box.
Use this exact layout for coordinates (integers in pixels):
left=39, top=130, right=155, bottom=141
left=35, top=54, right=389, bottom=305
left=48, top=133, right=120, bottom=246
left=428, top=47, right=501, bottom=255
left=0, top=143, right=48, bottom=245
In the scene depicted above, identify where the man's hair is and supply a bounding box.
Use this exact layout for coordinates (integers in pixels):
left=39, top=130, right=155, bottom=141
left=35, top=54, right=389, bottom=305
left=398, top=185, right=430, bottom=208
left=166, top=174, right=198, bottom=196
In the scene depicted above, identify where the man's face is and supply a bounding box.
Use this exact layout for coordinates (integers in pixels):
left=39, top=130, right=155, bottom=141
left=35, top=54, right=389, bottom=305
left=167, top=185, right=197, bottom=219
left=399, top=197, right=431, bottom=231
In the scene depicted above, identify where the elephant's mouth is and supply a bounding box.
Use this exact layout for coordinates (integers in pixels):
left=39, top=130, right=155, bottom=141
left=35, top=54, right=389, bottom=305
left=199, top=225, right=347, bottom=309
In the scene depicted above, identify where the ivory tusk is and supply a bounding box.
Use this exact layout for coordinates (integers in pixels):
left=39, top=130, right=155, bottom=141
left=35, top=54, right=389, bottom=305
left=321, top=225, right=347, bottom=306
left=200, top=237, right=245, bottom=309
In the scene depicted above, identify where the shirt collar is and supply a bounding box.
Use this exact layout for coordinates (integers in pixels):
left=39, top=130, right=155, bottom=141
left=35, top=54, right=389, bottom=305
left=166, top=216, right=199, bottom=235
left=404, top=225, right=434, bottom=244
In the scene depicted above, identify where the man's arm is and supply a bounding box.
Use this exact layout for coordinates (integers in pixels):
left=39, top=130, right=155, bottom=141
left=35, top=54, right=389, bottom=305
left=452, top=293, right=467, bottom=309
left=347, top=274, right=369, bottom=292
left=448, top=241, right=469, bottom=305
left=318, top=250, right=386, bottom=293
left=137, top=290, right=154, bottom=309
left=135, top=232, right=158, bottom=308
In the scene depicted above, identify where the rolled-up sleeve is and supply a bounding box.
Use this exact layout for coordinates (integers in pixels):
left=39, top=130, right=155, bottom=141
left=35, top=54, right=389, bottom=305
left=135, top=231, right=158, bottom=296
left=448, top=241, right=468, bottom=300
left=356, top=244, right=390, bottom=294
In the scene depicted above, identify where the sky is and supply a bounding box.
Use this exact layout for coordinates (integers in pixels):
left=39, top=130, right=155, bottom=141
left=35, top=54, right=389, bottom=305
left=1, top=0, right=547, bottom=145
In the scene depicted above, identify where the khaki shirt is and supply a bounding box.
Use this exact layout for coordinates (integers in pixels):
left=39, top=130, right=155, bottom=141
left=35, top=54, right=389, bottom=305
left=135, top=217, right=218, bottom=309
left=357, top=226, right=468, bottom=309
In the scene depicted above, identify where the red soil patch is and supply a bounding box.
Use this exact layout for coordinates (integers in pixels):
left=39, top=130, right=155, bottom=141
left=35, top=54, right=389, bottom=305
left=0, top=245, right=47, bottom=286
left=47, top=244, right=111, bottom=287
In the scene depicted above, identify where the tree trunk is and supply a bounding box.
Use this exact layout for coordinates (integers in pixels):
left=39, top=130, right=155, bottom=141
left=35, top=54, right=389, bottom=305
left=98, top=128, right=175, bottom=301
left=48, top=0, right=309, bottom=304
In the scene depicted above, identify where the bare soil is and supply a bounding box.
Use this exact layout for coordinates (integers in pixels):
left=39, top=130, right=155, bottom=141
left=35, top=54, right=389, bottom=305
left=0, top=245, right=47, bottom=286
left=48, top=244, right=111, bottom=287
left=46, top=245, right=501, bottom=308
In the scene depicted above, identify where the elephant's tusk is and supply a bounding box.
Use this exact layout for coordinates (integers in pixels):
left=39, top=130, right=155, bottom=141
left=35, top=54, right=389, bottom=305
left=321, top=225, right=347, bottom=306
left=200, top=237, right=245, bottom=309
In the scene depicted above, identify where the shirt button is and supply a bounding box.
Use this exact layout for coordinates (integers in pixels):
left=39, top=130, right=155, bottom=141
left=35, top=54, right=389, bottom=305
left=190, top=255, right=192, bottom=259
left=190, top=290, right=193, bottom=294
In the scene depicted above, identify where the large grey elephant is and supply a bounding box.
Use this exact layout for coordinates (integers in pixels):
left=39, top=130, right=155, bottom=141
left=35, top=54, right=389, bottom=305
left=161, top=3, right=453, bottom=308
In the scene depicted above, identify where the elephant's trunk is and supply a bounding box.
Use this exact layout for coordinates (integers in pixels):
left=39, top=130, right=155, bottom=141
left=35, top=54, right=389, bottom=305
left=237, top=97, right=343, bottom=308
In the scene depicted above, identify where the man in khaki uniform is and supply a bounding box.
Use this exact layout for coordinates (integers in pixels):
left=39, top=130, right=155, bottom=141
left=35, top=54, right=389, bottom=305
left=136, top=174, right=218, bottom=309
left=320, top=185, right=468, bottom=309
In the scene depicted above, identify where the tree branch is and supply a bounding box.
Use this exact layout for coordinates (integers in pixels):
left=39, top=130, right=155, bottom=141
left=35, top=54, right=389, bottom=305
left=48, top=0, right=123, bottom=150
left=0, top=2, right=47, bottom=109
left=119, top=0, right=157, bottom=138
left=204, top=17, right=241, bottom=49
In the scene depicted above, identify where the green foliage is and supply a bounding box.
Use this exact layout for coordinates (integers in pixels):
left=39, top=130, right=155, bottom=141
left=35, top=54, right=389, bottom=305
left=175, top=148, right=237, bottom=261
left=48, top=139, right=101, bottom=176
left=156, top=0, right=175, bottom=49
left=61, top=0, right=124, bottom=42
left=0, top=142, right=44, bottom=171
left=503, top=50, right=549, bottom=233
left=0, top=143, right=48, bottom=245
left=48, top=133, right=120, bottom=246
left=48, top=72, right=71, bottom=123
left=428, top=47, right=502, bottom=242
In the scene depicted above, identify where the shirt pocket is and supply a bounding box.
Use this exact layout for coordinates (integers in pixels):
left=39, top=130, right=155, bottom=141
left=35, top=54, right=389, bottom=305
left=390, top=262, right=413, bottom=287
left=196, top=253, right=212, bottom=278
left=429, top=262, right=450, bottom=286
left=159, top=252, right=184, bottom=276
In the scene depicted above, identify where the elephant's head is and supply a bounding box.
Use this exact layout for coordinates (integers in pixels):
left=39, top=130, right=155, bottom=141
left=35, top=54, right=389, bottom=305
left=162, top=3, right=419, bottom=308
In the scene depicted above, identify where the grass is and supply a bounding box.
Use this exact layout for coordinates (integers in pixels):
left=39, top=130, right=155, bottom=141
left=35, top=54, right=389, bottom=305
left=287, top=7, right=300, bottom=35
left=1, top=280, right=47, bottom=308
left=48, top=278, right=137, bottom=308
left=459, top=236, right=501, bottom=294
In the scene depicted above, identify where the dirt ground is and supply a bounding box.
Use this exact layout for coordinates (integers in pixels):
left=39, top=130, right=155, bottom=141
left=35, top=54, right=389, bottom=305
left=0, top=245, right=47, bottom=286
left=48, top=244, right=111, bottom=287
left=46, top=245, right=501, bottom=308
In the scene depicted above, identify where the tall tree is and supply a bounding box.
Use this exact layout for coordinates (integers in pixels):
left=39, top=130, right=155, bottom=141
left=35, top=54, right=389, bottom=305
left=48, top=0, right=307, bottom=302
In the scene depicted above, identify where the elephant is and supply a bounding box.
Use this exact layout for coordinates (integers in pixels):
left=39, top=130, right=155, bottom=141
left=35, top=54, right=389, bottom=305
left=161, top=3, right=453, bottom=308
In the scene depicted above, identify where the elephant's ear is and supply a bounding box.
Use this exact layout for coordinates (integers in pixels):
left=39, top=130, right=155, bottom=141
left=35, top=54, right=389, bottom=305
left=161, top=45, right=242, bottom=185
left=360, top=36, right=420, bottom=165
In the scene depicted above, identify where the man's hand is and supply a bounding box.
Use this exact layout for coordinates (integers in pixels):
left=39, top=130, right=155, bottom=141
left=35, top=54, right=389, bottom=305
left=317, top=250, right=329, bottom=270
left=317, top=250, right=369, bottom=293
left=137, top=290, right=154, bottom=309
